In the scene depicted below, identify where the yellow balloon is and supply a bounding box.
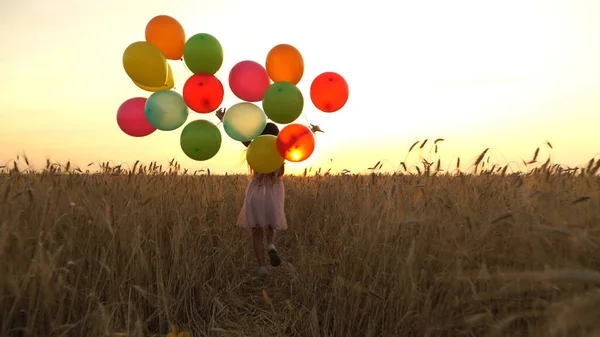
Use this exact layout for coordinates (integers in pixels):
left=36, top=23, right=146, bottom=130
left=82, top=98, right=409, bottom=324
left=133, top=63, right=174, bottom=92
left=122, top=41, right=168, bottom=88
left=246, top=135, right=285, bottom=174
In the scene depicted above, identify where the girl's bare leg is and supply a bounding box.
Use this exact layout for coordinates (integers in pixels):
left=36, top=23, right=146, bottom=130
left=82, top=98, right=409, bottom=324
left=266, top=227, right=276, bottom=245
left=266, top=227, right=281, bottom=267
left=252, top=228, right=265, bottom=268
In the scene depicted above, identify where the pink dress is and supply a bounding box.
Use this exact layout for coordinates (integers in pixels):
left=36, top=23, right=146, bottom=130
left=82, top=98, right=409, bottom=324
left=237, top=166, right=288, bottom=231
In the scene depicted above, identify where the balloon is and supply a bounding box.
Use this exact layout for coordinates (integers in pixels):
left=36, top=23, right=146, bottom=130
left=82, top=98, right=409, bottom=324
left=180, top=120, right=222, bottom=161
left=122, top=41, right=168, bottom=88
left=116, top=97, right=156, bottom=137
left=310, top=72, right=349, bottom=112
left=145, top=15, right=186, bottom=60
left=182, top=73, right=224, bottom=113
left=183, top=33, right=224, bottom=75
left=276, top=124, right=315, bottom=162
left=228, top=60, right=270, bottom=102
left=223, top=102, right=267, bottom=142
left=265, top=44, right=304, bottom=85
left=242, top=122, right=279, bottom=147
left=144, top=90, right=189, bottom=131
left=262, top=82, right=304, bottom=124
left=133, top=63, right=175, bottom=92
left=246, top=135, right=285, bottom=174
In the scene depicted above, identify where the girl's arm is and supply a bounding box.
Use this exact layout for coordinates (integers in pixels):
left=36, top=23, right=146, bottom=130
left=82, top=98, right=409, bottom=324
left=215, top=107, right=226, bottom=121
left=278, top=163, right=285, bottom=177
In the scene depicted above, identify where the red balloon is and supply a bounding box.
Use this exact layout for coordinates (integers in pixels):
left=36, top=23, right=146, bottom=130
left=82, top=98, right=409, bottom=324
left=310, top=72, right=349, bottom=113
left=276, top=123, right=315, bottom=162
left=116, top=97, right=156, bottom=137
left=183, top=73, right=224, bottom=113
left=229, top=60, right=271, bottom=102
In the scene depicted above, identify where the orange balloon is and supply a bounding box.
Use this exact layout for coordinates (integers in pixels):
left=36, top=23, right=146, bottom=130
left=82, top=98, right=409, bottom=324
left=276, top=124, right=315, bottom=162
left=145, top=15, right=186, bottom=60
left=265, top=44, right=304, bottom=85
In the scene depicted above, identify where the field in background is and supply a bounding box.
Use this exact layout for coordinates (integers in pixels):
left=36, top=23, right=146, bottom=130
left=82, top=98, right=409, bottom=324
left=1, top=143, right=600, bottom=336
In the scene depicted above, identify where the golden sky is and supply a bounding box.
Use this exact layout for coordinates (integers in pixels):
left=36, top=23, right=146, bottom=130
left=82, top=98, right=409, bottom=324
left=2, top=0, right=600, bottom=175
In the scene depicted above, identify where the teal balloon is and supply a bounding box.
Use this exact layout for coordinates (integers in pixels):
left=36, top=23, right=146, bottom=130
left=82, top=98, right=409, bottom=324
left=180, top=120, right=222, bottom=161
left=262, top=81, right=304, bottom=124
left=145, top=90, right=189, bottom=131
left=223, top=102, right=267, bottom=142
left=183, top=33, right=224, bottom=75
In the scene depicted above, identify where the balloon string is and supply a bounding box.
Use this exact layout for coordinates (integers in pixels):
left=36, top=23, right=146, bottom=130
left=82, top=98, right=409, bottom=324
left=180, top=59, right=192, bottom=75
left=302, top=111, right=311, bottom=126
left=301, top=109, right=324, bottom=134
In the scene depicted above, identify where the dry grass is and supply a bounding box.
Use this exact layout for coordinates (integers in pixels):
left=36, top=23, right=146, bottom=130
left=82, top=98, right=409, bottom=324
left=1, top=142, right=600, bottom=336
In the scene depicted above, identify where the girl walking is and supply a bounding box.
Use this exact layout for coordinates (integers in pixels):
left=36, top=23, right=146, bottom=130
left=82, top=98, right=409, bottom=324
left=238, top=160, right=287, bottom=275
left=216, top=108, right=287, bottom=275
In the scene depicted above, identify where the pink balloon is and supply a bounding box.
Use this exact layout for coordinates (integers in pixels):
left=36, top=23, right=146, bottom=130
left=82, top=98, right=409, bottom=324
left=228, top=60, right=271, bottom=102
left=116, top=97, right=156, bottom=137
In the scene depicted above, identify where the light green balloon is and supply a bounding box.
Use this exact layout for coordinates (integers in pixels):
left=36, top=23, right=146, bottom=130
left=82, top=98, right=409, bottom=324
left=145, top=90, right=189, bottom=131
left=223, top=102, right=267, bottom=142
left=183, top=33, right=224, bottom=75
left=262, top=81, right=304, bottom=124
left=180, top=120, right=221, bottom=161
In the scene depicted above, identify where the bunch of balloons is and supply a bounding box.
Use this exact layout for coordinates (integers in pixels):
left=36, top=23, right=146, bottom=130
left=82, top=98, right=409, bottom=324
left=116, top=15, right=349, bottom=173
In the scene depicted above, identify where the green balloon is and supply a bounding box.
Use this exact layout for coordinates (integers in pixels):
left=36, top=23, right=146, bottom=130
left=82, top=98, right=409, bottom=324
left=180, top=120, right=222, bottom=161
left=262, top=82, right=304, bottom=124
left=183, top=33, right=224, bottom=75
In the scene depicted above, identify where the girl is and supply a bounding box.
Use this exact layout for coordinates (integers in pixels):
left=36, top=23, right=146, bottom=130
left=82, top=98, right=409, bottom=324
left=215, top=108, right=287, bottom=275
left=237, top=161, right=287, bottom=275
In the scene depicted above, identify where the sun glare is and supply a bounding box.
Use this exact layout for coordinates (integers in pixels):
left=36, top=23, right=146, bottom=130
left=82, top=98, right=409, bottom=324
left=291, top=151, right=301, bottom=161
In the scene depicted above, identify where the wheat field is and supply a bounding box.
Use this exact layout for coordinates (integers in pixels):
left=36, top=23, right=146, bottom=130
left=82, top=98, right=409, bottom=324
left=1, top=143, right=600, bottom=337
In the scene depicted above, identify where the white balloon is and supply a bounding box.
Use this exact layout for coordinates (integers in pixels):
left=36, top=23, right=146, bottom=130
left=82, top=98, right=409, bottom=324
left=223, top=102, right=267, bottom=142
